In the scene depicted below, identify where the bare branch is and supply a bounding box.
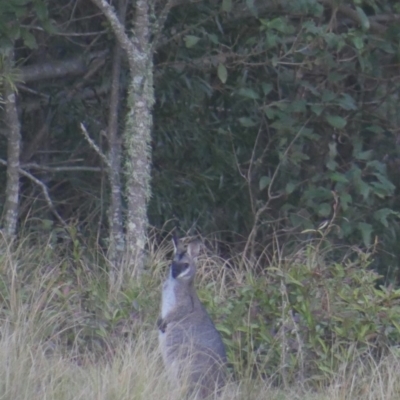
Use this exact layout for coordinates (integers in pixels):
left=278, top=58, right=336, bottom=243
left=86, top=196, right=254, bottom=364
left=80, top=123, right=111, bottom=168
left=319, top=0, right=386, bottom=34
left=90, top=0, right=137, bottom=69
left=243, top=118, right=311, bottom=262
left=19, top=50, right=108, bottom=82
left=0, top=158, right=68, bottom=230
left=151, top=0, right=176, bottom=50
left=21, top=163, right=102, bottom=172
left=370, top=14, right=400, bottom=23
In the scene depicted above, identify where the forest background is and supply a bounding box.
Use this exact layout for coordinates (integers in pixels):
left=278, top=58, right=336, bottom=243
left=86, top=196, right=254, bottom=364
left=0, top=0, right=400, bottom=399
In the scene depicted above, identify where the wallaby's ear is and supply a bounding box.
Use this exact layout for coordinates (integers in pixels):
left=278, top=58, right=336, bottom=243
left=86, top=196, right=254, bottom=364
left=172, top=233, right=184, bottom=255
left=187, top=240, right=202, bottom=259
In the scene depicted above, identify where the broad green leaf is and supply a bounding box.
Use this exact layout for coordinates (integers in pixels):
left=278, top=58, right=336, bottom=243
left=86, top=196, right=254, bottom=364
left=285, top=182, right=296, bottom=194
left=329, top=172, right=348, bottom=183
left=372, top=173, right=396, bottom=195
left=373, top=208, right=400, bottom=228
left=259, top=176, right=271, bottom=191
left=264, top=107, right=275, bottom=120
left=302, top=128, right=318, bottom=140
left=326, top=160, right=338, bottom=171
left=261, top=83, right=273, bottom=96
left=356, top=6, right=370, bottom=30
left=237, top=87, right=259, bottom=99
left=340, top=220, right=354, bottom=238
left=266, top=33, right=278, bottom=48
left=238, top=117, right=256, bottom=127
left=326, top=115, right=347, bottom=129
left=322, top=89, right=336, bottom=102
left=184, top=35, right=200, bottom=48
left=357, top=222, right=373, bottom=247
left=303, top=20, right=319, bottom=33
left=290, top=150, right=309, bottom=162
left=354, top=150, right=372, bottom=161
left=221, top=0, right=232, bottom=12
left=352, top=35, right=364, bottom=50
left=370, top=182, right=393, bottom=198
left=311, top=104, right=323, bottom=116
left=21, top=29, right=37, bottom=49
left=356, top=179, right=370, bottom=200
left=337, top=94, right=357, bottom=110
left=366, top=160, right=386, bottom=174
left=340, top=193, right=352, bottom=211
left=267, top=17, right=287, bottom=33
left=41, top=19, right=57, bottom=34
left=217, top=63, right=228, bottom=83
left=208, top=33, right=219, bottom=44
left=289, top=100, right=306, bottom=112
left=318, top=203, right=331, bottom=217
left=366, top=125, right=384, bottom=134
left=34, top=0, right=48, bottom=20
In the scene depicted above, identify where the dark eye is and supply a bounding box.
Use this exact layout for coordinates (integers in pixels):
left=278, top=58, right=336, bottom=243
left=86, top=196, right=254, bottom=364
left=182, top=263, right=189, bottom=269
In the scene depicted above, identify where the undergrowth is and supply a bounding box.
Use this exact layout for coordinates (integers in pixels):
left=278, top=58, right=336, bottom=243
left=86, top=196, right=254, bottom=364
left=0, top=231, right=398, bottom=399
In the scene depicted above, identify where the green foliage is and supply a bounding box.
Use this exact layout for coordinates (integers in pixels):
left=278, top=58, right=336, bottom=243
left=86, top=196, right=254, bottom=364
left=201, top=247, right=400, bottom=384
left=0, top=0, right=53, bottom=51
left=150, top=0, right=400, bottom=279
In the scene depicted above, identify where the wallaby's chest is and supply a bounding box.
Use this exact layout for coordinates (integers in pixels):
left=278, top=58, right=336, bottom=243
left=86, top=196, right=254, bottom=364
left=161, top=277, right=177, bottom=319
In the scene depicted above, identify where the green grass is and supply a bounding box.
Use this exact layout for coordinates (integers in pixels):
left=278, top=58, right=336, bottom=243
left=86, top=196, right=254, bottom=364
left=0, top=233, right=399, bottom=399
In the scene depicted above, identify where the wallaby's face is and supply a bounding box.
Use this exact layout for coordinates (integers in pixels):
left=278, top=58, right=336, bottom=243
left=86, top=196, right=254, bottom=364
left=170, top=237, right=201, bottom=284
left=161, top=237, right=201, bottom=319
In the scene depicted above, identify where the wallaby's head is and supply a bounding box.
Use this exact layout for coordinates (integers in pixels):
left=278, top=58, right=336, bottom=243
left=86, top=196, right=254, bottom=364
left=170, top=236, right=201, bottom=284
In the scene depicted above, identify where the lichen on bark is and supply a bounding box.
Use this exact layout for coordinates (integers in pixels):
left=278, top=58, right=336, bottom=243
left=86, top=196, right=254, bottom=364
left=2, top=49, right=21, bottom=241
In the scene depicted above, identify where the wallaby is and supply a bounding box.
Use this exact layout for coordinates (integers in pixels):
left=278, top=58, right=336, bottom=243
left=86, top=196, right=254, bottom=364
left=158, top=236, right=227, bottom=398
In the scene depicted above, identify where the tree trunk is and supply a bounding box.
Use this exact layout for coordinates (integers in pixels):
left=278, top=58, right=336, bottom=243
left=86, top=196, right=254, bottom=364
left=123, top=0, right=154, bottom=275
left=2, top=49, right=21, bottom=240
left=91, top=0, right=155, bottom=276
left=107, top=0, right=127, bottom=275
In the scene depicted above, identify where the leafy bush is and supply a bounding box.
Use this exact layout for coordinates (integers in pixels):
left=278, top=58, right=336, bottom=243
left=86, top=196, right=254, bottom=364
left=201, top=246, right=400, bottom=386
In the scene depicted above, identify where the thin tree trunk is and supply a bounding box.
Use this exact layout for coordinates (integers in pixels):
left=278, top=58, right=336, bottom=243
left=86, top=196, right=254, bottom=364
left=107, top=0, right=127, bottom=273
left=123, top=0, right=154, bottom=275
left=91, top=0, right=155, bottom=276
left=2, top=49, right=21, bottom=240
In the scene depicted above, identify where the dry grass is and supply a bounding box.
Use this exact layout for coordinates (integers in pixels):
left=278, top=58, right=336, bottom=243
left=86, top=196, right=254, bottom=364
left=0, top=317, right=399, bottom=400
left=0, top=234, right=399, bottom=399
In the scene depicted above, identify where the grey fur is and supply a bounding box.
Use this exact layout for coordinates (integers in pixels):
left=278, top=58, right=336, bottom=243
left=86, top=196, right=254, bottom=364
left=158, top=237, right=227, bottom=398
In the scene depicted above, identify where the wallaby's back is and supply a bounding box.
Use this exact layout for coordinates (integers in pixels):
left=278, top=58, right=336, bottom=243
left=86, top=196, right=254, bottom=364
left=158, top=237, right=227, bottom=398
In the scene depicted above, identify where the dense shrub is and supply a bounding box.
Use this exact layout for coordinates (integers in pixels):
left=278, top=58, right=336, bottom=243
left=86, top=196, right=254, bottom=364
left=201, top=246, right=400, bottom=385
